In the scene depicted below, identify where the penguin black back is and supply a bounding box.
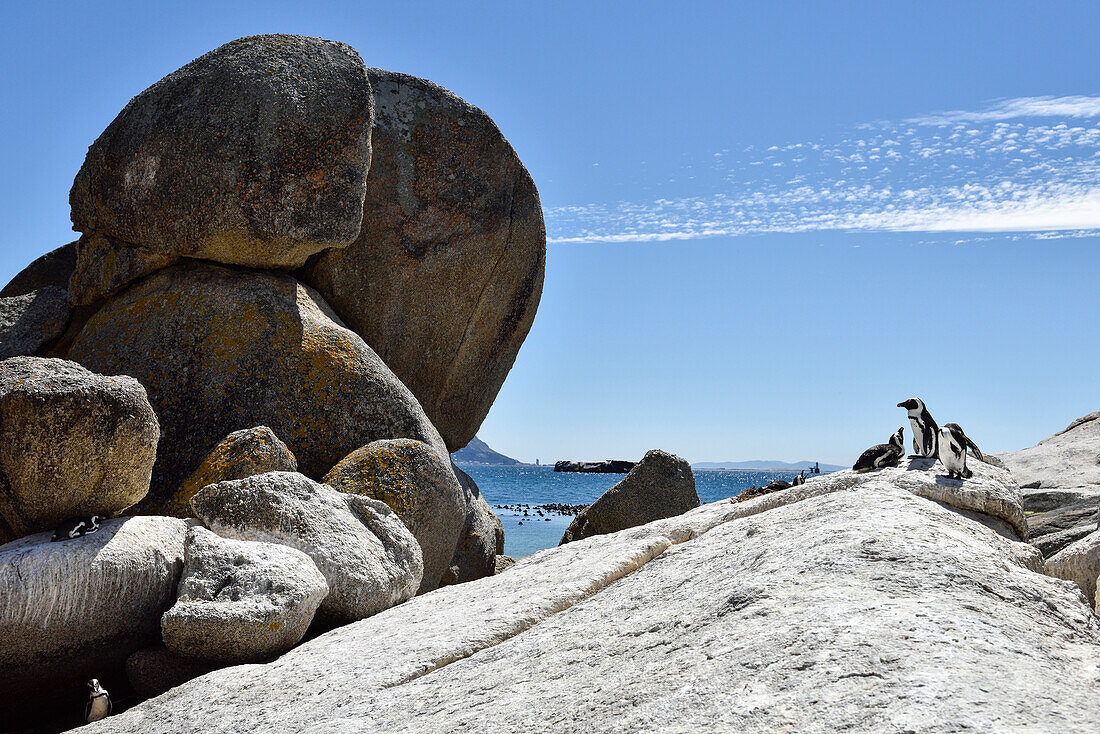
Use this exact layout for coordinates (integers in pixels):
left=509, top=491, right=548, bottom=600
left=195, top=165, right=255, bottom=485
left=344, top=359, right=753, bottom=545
left=898, top=398, right=939, bottom=458
left=853, top=427, right=905, bottom=473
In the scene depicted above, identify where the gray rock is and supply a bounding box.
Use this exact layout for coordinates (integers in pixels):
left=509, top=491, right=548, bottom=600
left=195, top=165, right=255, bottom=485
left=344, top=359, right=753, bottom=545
left=324, top=439, right=463, bottom=593
left=995, top=413, right=1100, bottom=555
left=0, top=516, right=187, bottom=721
left=561, top=449, right=700, bottom=544
left=67, top=263, right=447, bottom=506
left=83, top=470, right=1100, bottom=733
left=301, top=68, right=545, bottom=453
left=493, top=555, right=516, bottom=574
left=0, top=357, right=160, bottom=542
left=144, top=426, right=298, bottom=518
left=69, top=34, right=373, bottom=305
left=440, top=465, right=503, bottom=585
left=126, top=645, right=222, bottom=700
left=1045, top=528, right=1100, bottom=608
left=0, top=286, right=70, bottom=358
left=0, top=241, right=77, bottom=297
left=191, top=472, right=422, bottom=622
left=162, top=526, right=328, bottom=663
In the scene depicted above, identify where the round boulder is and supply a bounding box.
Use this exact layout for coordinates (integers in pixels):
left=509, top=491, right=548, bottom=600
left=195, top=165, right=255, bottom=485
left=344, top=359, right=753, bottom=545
left=324, top=439, right=464, bottom=593
left=301, top=68, right=546, bottom=452
left=0, top=286, right=70, bottom=359
left=560, top=449, right=700, bottom=545
left=144, top=425, right=298, bottom=517
left=440, top=464, right=504, bottom=586
left=0, top=356, right=160, bottom=543
left=191, top=471, right=423, bottom=622
left=162, top=526, right=329, bottom=663
left=68, top=34, right=374, bottom=305
left=66, top=263, right=447, bottom=505
left=0, top=516, right=187, bottom=722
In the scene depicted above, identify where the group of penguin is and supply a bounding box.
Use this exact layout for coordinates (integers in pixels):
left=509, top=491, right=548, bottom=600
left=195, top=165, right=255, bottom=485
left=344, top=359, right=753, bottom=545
left=853, top=397, right=984, bottom=480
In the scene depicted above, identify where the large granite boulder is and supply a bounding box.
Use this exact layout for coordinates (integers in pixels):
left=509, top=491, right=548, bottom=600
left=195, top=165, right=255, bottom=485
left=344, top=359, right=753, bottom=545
left=1045, top=528, right=1100, bottom=608
left=0, top=286, right=70, bottom=358
left=0, top=357, right=160, bottom=543
left=995, top=412, right=1100, bottom=555
left=440, top=464, right=503, bottom=585
left=83, top=464, right=1100, bottom=733
left=0, top=516, right=187, bottom=723
left=191, top=472, right=422, bottom=622
left=301, top=68, right=546, bottom=452
left=143, top=426, right=298, bottom=517
left=67, top=263, right=447, bottom=504
left=161, top=526, right=328, bottom=663
left=560, top=449, right=699, bottom=544
left=1, top=241, right=77, bottom=297
left=68, top=34, right=374, bottom=306
left=324, top=439, right=463, bottom=593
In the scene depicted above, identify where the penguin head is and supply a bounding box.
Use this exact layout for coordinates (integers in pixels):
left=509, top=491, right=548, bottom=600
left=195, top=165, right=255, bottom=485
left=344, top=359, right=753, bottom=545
left=87, top=679, right=100, bottom=692
left=897, top=398, right=923, bottom=412
left=890, top=427, right=905, bottom=449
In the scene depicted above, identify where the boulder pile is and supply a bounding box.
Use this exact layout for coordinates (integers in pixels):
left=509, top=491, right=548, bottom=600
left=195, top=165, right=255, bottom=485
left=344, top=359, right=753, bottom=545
left=0, top=32, right=543, bottom=725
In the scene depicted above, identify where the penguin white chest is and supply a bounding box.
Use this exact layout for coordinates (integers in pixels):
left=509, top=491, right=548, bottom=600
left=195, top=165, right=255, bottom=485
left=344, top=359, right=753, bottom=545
left=87, top=694, right=110, bottom=722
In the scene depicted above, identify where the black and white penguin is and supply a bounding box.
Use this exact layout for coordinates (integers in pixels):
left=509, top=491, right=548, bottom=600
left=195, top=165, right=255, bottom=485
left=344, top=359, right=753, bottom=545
left=792, top=469, right=806, bottom=486
left=85, top=678, right=111, bottom=723
left=897, top=398, right=939, bottom=458
left=852, top=427, right=905, bottom=473
left=52, top=515, right=103, bottom=542
left=938, top=423, right=984, bottom=480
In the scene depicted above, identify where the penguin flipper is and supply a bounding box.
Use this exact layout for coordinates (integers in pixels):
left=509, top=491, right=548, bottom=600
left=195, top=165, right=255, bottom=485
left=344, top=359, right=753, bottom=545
left=963, top=435, right=984, bottom=462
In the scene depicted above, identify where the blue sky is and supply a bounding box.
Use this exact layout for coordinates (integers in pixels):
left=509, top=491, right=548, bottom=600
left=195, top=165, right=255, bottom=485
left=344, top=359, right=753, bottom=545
left=2, top=2, right=1098, bottom=465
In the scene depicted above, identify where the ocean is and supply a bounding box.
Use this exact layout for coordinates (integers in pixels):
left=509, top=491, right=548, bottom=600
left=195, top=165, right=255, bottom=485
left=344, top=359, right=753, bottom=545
left=462, top=465, right=812, bottom=558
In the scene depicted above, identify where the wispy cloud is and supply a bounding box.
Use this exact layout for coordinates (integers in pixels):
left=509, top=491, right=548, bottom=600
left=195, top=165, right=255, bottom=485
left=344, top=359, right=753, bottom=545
left=546, top=97, right=1100, bottom=244
left=908, top=95, right=1100, bottom=125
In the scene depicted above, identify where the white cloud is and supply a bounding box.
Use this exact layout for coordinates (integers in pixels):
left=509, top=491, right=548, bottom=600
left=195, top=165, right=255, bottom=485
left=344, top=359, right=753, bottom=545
left=907, top=96, right=1100, bottom=125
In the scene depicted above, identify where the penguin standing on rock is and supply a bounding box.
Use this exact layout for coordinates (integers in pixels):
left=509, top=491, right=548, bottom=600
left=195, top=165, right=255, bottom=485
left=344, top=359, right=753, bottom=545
left=938, top=423, right=984, bottom=480
left=898, top=398, right=939, bottom=458
left=792, top=469, right=806, bottom=486
left=85, top=679, right=111, bottom=723
left=853, top=427, right=905, bottom=472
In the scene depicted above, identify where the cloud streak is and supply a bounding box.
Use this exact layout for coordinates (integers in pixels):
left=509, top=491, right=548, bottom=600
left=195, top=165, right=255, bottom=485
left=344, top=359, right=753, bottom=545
left=546, top=97, right=1100, bottom=245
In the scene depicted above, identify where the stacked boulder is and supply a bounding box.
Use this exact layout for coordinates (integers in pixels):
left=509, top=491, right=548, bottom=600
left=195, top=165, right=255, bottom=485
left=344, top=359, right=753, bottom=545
left=0, top=32, right=543, bottom=724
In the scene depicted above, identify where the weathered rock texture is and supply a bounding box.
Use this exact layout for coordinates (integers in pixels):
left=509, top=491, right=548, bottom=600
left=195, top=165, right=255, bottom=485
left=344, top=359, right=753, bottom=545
left=0, top=286, right=70, bottom=358
left=1045, top=528, right=1100, bottom=609
left=85, top=464, right=1100, bottom=733
left=191, top=472, right=422, bottom=622
left=996, top=412, right=1100, bottom=555
left=301, top=68, right=546, bottom=452
left=67, top=264, right=446, bottom=503
left=68, top=34, right=374, bottom=305
left=145, top=426, right=298, bottom=517
left=0, top=357, right=160, bottom=542
left=0, top=241, right=77, bottom=298
left=440, top=464, right=503, bottom=585
left=561, top=449, right=699, bottom=544
left=324, top=439, right=463, bottom=593
left=162, top=526, right=328, bottom=663
left=126, top=645, right=222, bottom=700
left=0, top=516, right=187, bottom=721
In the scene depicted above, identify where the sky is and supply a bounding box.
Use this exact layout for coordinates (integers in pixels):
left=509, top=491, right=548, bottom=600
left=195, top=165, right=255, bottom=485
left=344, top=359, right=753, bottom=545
left=2, top=1, right=1098, bottom=465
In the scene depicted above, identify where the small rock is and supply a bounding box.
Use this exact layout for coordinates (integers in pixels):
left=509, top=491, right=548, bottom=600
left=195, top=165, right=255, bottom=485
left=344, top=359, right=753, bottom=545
left=560, top=450, right=700, bottom=544
left=191, top=472, right=422, bottom=622
left=0, top=357, right=159, bottom=542
left=145, top=426, right=298, bottom=517
left=162, top=526, right=329, bottom=663
left=324, top=439, right=464, bottom=593
left=494, top=555, right=516, bottom=574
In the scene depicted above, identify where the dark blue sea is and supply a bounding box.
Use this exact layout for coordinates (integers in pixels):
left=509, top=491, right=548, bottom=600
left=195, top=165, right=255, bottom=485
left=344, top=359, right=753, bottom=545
left=462, top=465, right=810, bottom=558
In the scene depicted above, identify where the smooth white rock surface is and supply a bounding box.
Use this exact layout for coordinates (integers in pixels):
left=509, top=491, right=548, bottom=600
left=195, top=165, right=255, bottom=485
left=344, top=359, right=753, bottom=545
left=995, top=412, right=1100, bottom=495
left=1045, top=527, right=1100, bottom=608
left=88, top=464, right=1100, bottom=733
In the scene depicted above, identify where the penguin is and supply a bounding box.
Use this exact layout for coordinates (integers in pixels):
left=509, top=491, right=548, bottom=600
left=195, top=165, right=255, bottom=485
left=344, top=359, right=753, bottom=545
left=792, top=469, right=806, bottom=486
left=853, top=427, right=905, bottom=472
left=85, top=678, right=111, bottom=723
left=51, top=515, right=103, bottom=542
left=938, top=423, right=984, bottom=480
left=897, top=398, right=939, bottom=458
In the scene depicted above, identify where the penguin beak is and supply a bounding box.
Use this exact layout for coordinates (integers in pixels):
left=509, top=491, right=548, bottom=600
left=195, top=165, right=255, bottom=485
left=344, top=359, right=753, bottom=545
left=896, top=402, right=905, bottom=408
